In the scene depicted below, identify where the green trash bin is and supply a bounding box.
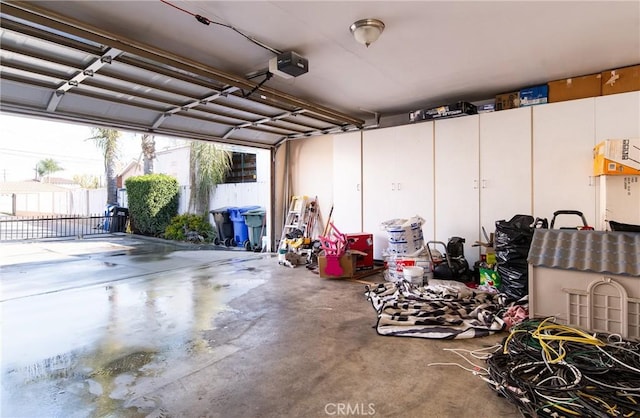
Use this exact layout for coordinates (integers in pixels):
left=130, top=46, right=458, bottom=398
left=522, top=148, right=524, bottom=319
left=242, top=208, right=266, bottom=251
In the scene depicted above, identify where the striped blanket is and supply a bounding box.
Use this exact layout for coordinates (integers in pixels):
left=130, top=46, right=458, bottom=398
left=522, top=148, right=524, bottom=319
left=365, top=281, right=506, bottom=339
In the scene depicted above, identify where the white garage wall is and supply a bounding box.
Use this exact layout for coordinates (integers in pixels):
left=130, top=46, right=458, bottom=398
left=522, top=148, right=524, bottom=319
left=279, top=135, right=335, bottom=239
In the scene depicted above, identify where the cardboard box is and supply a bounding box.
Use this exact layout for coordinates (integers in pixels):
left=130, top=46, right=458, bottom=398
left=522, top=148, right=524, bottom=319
left=593, top=138, right=640, bottom=176
left=519, top=85, right=548, bottom=106
left=318, top=252, right=357, bottom=279
left=495, top=91, right=520, bottom=110
left=474, top=232, right=496, bottom=265
left=548, top=73, right=602, bottom=103
left=601, top=65, right=640, bottom=95
left=346, top=233, right=374, bottom=271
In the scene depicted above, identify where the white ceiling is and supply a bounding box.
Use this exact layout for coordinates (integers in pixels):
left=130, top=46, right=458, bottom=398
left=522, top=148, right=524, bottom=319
left=2, top=1, right=639, bottom=145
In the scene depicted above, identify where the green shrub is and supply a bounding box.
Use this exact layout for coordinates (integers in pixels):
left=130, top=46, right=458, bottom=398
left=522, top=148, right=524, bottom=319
left=125, top=174, right=179, bottom=236
left=165, top=213, right=215, bottom=243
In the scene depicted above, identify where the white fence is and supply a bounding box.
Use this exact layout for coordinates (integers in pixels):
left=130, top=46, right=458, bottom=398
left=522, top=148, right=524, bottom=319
left=2, top=183, right=266, bottom=217
left=1, top=182, right=272, bottom=250
left=118, top=183, right=266, bottom=217
left=1, top=189, right=109, bottom=216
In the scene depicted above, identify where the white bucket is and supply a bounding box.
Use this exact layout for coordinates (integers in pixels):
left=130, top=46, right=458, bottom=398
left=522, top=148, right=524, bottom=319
left=403, top=266, right=424, bottom=286
left=384, top=255, right=432, bottom=282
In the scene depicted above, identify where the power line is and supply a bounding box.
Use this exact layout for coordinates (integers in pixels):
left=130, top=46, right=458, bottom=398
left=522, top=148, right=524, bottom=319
left=0, top=148, right=103, bottom=162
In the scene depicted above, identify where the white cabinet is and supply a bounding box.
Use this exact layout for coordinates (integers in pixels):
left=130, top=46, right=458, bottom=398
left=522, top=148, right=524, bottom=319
left=434, top=109, right=532, bottom=266
left=362, top=122, right=434, bottom=259
left=595, top=91, right=640, bottom=141
left=479, top=107, right=533, bottom=232
left=327, top=92, right=637, bottom=261
left=532, top=98, right=597, bottom=227
left=332, top=131, right=362, bottom=233
left=434, top=115, right=480, bottom=264
left=595, top=91, right=640, bottom=229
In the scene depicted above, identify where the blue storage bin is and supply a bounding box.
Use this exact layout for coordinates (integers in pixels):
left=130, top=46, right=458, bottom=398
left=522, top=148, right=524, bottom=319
left=229, top=205, right=260, bottom=246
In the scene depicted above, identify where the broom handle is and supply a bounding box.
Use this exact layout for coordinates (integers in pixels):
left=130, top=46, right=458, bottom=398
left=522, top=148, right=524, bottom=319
left=323, top=205, right=334, bottom=237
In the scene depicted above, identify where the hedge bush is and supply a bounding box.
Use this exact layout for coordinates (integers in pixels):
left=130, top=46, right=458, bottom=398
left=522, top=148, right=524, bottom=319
left=125, top=174, right=179, bottom=236
left=164, top=213, right=215, bottom=243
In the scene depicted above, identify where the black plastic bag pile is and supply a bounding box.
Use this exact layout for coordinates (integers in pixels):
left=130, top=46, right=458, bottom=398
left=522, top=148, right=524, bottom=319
left=495, top=215, right=537, bottom=302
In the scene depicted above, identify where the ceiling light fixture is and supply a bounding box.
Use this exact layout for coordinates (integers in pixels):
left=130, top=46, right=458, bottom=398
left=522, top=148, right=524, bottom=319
left=349, top=18, right=385, bottom=47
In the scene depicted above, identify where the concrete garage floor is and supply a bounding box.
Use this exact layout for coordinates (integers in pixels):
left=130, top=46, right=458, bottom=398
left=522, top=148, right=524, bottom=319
left=1, top=235, right=518, bottom=418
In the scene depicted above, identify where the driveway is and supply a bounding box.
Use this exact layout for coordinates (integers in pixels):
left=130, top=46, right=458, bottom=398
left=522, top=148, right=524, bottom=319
left=1, top=235, right=272, bottom=417
left=0, top=235, right=517, bottom=418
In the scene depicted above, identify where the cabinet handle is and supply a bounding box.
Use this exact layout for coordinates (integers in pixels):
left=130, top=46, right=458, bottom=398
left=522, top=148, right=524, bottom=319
left=391, top=183, right=396, bottom=191
left=397, top=182, right=402, bottom=191
left=356, top=184, right=360, bottom=192
left=588, top=176, right=594, bottom=187
left=473, top=180, right=479, bottom=190
left=482, top=179, right=487, bottom=189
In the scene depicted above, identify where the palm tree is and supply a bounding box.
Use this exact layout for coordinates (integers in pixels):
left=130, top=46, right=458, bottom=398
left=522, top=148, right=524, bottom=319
left=140, top=133, right=156, bottom=174
left=35, top=158, right=63, bottom=182
left=88, top=128, right=120, bottom=204
left=188, top=141, right=231, bottom=215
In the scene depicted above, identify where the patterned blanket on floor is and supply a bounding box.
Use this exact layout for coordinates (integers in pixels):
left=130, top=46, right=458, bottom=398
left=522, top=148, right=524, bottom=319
left=365, top=281, right=507, bottom=339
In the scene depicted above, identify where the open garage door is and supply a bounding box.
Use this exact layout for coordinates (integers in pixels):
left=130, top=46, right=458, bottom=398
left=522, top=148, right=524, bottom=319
left=0, top=2, right=363, bottom=149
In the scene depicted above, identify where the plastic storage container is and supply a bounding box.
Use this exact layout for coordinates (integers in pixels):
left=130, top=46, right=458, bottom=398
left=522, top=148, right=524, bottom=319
left=242, top=208, right=266, bottom=251
left=210, top=206, right=237, bottom=246
left=403, top=266, right=424, bottom=286
left=229, top=205, right=260, bottom=247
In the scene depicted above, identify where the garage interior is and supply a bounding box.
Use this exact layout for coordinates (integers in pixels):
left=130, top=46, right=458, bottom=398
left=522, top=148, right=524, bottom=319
left=1, top=1, right=640, bottom=417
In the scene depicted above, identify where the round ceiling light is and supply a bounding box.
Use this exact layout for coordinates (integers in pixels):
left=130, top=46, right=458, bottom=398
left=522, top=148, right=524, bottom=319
left=349, top=18, right=385, bottom=47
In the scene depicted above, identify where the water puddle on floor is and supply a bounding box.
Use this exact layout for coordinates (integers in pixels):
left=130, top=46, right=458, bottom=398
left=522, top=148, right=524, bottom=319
left=1, top=256, right=266, bottom=417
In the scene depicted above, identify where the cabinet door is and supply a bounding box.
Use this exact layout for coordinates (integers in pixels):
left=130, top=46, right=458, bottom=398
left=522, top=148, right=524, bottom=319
left=595, top=91, right=640, bottom=229
left=532, top=98, right=596, bottom=227
left=479, top=107, right=532, bottom=232
left=434, top=115, right=480, bottom=264
left=595, top=91, right=640, bottom=140
left=363, top=123, right=433, bottom=259
left=332, top=131, right=362, bottom=233
left=391, top=123, right=434, bottom=242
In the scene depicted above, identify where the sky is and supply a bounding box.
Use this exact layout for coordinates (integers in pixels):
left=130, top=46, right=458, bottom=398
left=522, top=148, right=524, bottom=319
left=0, top=114, right=175, bottom=182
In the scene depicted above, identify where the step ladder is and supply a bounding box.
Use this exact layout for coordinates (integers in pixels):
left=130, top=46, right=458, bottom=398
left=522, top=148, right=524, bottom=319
left=279, top=195, right=317, bottom=251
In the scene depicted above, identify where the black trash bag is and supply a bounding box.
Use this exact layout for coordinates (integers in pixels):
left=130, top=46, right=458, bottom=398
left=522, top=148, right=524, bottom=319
left=495, top=215, right=536, bottom=302
left=497, top=265, right=528, bottom=301
left=495, top=215, right=535, bottom=261
left=495, top=247, right=531, bottom=264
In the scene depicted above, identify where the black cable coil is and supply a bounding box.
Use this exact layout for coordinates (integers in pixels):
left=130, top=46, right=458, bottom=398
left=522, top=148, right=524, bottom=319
left=485, top=318, right=640, bottom=417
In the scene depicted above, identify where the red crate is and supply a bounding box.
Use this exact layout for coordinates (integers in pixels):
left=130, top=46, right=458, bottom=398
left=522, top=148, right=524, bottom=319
left=346, top=233, right=374, bottom=271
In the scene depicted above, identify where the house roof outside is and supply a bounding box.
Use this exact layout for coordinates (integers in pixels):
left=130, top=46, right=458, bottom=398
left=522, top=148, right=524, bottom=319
left=0, top=181, right=70, bottom=193
left=155, top=144, right=190, bottom=157
left=117, top=160, right=142, bottom=178
left=42, top=177, right=79, bottom=186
